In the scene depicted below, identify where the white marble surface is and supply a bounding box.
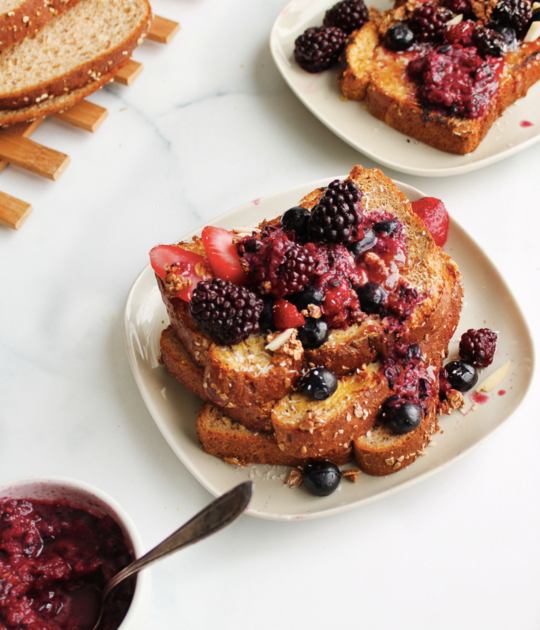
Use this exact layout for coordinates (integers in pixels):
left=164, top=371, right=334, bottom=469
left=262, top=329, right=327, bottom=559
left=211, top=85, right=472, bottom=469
left=1, top=1, right=540, bottom=628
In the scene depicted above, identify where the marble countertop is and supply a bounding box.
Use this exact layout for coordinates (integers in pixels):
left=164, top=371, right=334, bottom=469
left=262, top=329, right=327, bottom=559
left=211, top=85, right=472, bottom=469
left=1, top=1, right=540, bottom=628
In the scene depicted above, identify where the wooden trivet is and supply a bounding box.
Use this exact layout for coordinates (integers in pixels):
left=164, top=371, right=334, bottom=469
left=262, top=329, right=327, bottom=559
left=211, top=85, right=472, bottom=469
left=0, top=14, right=180, bottom=230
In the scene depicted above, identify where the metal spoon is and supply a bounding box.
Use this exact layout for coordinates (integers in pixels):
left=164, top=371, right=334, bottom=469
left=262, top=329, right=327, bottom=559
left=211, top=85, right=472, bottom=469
left=85, top=481, right=252, bottom=630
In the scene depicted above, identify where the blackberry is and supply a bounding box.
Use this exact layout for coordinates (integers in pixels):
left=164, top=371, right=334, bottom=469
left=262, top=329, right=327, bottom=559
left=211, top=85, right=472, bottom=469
left=323, top=0, right=369, bottom=34
left=294, top=26, right=346, bottom=73
left=308, top=179, right=363, bottom=243
left=492, top=0, right=532, bottom=36
left=442, top=0, right=472, bottom=13
left=492, top=24, right=517, bottom=45
left=459, top=328, right=498, bottom=368
left=473, top=26, right=508, bottom=56
left=444, top=20, right=476, bottom=45
left=409, top=3, right=452, bottom=43
left=190, top=279, right=264, bottom=345
left=247, top=234, right=315, bottom=298
left=385, top=22, right=415, bottom=51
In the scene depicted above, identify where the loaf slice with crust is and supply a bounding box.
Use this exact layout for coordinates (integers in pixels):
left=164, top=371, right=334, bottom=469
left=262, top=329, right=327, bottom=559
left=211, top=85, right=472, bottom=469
left=0, top=0, right=151, bottom=114
left=354, top=401, right=440, bottom=476
left=338, top=8, right=540, bottom=154
left=0, top=0, right=84, bottom=52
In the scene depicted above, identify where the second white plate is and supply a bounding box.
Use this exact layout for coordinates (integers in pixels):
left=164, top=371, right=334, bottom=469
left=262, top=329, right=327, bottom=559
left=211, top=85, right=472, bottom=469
left=270, top=0, right=540, bottom=177
left=124, top=175, right=534, bottom=520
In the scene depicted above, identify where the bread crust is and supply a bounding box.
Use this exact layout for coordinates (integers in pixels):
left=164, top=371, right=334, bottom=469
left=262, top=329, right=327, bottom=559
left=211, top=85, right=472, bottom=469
left=341, top=16, right=540, bottom=154
left=0, top=0, right=152, bottom=112
left=0, top=64, right=124, bottom=126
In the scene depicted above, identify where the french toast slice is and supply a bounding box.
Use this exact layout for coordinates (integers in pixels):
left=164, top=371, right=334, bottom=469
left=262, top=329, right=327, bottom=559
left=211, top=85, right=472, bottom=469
left=197, top=403, right=353, bottom=467
left=354, top=400, right=440, bottom=476
left=337, top=5, right=540, bottom=154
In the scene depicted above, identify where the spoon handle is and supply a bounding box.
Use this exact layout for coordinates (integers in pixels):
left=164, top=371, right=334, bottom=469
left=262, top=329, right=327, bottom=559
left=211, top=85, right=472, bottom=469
left=103, top=481, right=252, bottom=600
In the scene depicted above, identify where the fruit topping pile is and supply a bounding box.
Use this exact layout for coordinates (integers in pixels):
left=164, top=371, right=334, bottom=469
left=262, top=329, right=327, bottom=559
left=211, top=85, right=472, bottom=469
left=149, top=179, right=447, bottom=351
left=408, top=44, right=504, bottom=119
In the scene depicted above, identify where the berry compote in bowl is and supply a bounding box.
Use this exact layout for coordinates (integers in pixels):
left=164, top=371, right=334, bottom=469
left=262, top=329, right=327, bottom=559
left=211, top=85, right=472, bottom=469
left=0, top=476, right=150, bottom=630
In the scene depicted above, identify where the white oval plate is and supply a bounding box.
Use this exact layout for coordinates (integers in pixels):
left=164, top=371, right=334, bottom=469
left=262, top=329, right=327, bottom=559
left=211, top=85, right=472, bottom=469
left=270, top=0, right=540, bottom=177
left=124, top=175, right=534, bottom=520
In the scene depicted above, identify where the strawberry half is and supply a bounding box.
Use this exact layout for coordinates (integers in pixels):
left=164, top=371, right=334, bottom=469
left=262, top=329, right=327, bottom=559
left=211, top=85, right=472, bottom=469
left=411, top=197, right=449, bottom=247
left=272, top=299, right=305, bottom=330
left=149, top=245, right=206, bottom=301
left=201, top=226, right=248, bottom=285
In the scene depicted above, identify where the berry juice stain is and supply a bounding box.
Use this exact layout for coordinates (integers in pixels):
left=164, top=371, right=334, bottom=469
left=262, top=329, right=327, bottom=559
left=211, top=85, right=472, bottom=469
left=520, top=120, right=534, bottom=127
left=498, top=389, right=506, bottom=396
left=471, top=392, right=489, bottom=404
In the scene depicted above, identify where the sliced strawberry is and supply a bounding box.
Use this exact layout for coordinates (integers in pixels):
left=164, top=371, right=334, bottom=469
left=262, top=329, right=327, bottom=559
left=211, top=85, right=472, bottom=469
left=411, top=197, right=449, bottom=247
left=149, top=245, right=206, bottom=301
left=272, top=298, right=305, bottom=330
left=201, top=226, right=248, bottom=285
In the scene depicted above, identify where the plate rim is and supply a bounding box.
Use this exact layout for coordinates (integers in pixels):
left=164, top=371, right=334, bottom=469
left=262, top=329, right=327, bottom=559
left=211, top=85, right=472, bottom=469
left=269, top=3, right=540, bottom=178
left=124, top=175, right=536, bottom=520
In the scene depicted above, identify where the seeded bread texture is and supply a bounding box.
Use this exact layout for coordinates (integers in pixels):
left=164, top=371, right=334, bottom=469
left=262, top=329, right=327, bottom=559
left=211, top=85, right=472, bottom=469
left=0, top=0, right=86, bottom=51
left=0, top=0, right=151, bottom=111
left=339, top=18, right=540, bottom=153
left=0, top=64, right=121, bottom=126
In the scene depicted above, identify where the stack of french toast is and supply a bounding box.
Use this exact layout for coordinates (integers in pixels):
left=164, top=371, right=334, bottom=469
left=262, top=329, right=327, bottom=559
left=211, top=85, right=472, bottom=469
left=0, top=0, right=152, bottom=126
left=153, top=166, right=464, bottom=477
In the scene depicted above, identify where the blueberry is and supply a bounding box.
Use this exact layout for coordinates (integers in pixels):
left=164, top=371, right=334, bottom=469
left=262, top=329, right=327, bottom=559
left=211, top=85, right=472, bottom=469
left=381, top=395, right=423, bottom=434
left=288, top=285, right=325, bottom=311
left=280, top=206, right=312, bottom=239
left=385, top=22, right=415, bottom=51
left=405, top=343, right=422, bottom=360
left=303, top=461, right=341, bottom=496
left=444, top=360, right=478, bottom=392
left=300, top=367, right=338, bottom=401
left=258, top=296, right=276, bottom=333
left=372, top=219, right=399, bottom=235
left=348, top=228, right=377, bottom=257
left=298, top=317, right=329, bottom=349
left=355, top=282, right=387, bottom=314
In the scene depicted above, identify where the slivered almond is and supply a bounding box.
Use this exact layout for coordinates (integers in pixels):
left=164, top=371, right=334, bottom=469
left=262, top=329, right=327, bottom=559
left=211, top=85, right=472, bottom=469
left=266, top=328, right=294, bottom=352
left=475, top=361, right=510, bottom=393
left=525, top=21, right=540, bottom=42
left=446, top=13, right=463, bottom=24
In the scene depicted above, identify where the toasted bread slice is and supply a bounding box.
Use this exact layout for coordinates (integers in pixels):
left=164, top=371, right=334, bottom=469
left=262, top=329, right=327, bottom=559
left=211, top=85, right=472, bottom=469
left=197, top=403, right=353, bottom=467
left=0, top=0, right=85, bottom=51
left=340, top=14, right=540, bottom=154
left=271, top=361, right=390, bottom=460
left=0, top=0, right=151, bottom=113
left=354, top=401, right=439, bottom=476
left=203, top=332, right=303, bottom=432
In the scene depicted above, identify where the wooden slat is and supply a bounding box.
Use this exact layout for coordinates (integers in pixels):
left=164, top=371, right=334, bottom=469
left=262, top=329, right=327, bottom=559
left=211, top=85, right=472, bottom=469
left=147, top=15, right=180, bottom=44
left=0, top=191, right=33, bottom=229
left=0, top=134, right=70, bottom=181
left=0, top=119, right=45, bottom=174
left=113, top=60, right=144, bottom=86
left=53, top=100, right=109, bottom=133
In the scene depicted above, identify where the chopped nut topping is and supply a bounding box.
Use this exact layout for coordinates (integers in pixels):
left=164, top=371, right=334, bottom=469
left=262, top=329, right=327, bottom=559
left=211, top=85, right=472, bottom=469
left=286, top=470, right=302, bottom=487
left=397, top=456, right=405, bottom=462
left=353, top=403, right=363, bottom=418
left=194, top=260, right=213, bottom=279
left=300, top=304, right=322, bottom=319
left=393, top=461, right=402, bottom=470
left=342, top=469, right=361, bottom=483
left=385, top=457, right=395, bottom=465
left=300, top=445, right=307, bottom=455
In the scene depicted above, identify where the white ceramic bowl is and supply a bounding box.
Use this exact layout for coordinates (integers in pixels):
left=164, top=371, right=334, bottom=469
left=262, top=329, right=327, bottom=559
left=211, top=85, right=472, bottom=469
left=0, top=476, right=150, bottom=630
